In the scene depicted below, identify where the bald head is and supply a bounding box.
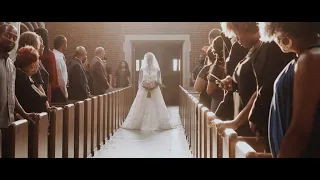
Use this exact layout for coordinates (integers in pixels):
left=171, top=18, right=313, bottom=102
left=75, top=46, right=87, bottom=63
left=76, top=46, right=86, bottom=54
left=94, top=47, right=105, bottom=59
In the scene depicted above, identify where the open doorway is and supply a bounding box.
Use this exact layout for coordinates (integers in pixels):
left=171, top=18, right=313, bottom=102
left=132, top=41, right=183, bottom=105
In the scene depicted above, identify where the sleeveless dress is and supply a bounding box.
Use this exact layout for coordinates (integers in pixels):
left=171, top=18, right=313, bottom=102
left=269, top=45, right=320, bottom=158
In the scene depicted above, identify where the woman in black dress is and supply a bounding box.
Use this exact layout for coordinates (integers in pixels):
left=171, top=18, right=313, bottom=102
left=17, top=31, right=54, bottom=111
left=115, top=61, right=131, bottom=88
left=194, top=45, right=216, bottom=109
left=192, top=50, right=206, bottom=85
left=15, top=46, right=47, bottom=113
left=213, top=39, right=249, bottom=120
left=215, top=22, right=294, bottom=147
left=206, top=36, right=226, bottom=112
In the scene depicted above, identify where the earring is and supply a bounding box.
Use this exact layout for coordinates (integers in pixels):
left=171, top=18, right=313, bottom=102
left=280, top=37, right=292, bottom=52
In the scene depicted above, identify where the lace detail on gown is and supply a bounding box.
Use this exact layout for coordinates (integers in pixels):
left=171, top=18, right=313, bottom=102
left=121, top=67, right=180, bottom=131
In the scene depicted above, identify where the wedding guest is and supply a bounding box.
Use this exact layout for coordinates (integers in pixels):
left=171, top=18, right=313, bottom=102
left=34, top=27, right=59, bottom=104
left=90, top=47, right=110, bottom=95
left=259, top=22, right=320, bottom=158
left=115, top=61, right=131, bottom=88
left=52, top=35, right=68, bottom=102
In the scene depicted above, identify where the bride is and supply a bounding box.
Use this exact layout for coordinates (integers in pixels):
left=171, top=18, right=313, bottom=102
left=122, top=52, right=180, bottom=131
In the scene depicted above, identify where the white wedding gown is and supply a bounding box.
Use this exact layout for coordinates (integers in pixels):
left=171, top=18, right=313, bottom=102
left=122, top=67, right=180, bottom=131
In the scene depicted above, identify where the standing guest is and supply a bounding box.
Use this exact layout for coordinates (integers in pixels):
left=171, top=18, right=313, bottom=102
left=90, top=47, right=110, bottom=95
left=68, top=46, right=92, bottom=100
left=34, top=28, right=59, bottom=104
left=115, top=61, right=131, bottom=88
left=0, top=24, right=38, bottom=128
left=259, top=22, right=320, bottom=158
left=52, top=35, right=68, bottom=102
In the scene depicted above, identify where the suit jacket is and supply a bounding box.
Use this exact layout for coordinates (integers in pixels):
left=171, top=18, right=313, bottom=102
left=68, top=58, right=90, bottom=100
left=90, top=56, right=109, bottom=95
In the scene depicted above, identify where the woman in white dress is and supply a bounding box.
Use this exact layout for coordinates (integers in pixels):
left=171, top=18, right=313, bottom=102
left=122, top=52, right=180, bottom=131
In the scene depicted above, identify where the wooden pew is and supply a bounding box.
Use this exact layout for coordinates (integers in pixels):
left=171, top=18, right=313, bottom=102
left=196, top=103, right=203, bottom=158
left=48, top=107, right=63, bottom=158
left=2, top=120, right=28, bottom=158
left=126, top=88, right=132, bottom=117
left=103, top=94, right=109, bottom=142
left=123, top=88, right=127, bottom=118
left=181, top=90, right=186, bottom=129
left=190, top=97, right=198, bottom=158
left=235, top=141, right=272, bottom=158
left=185, top=94, right=192, bottom=143
left=111, top=92, right=116, bottom=135
left=200, top=107, right=209, bottom=158
left=63, top=104, right=75, bottom=158
left=51, top=100, right=77, bottom=107
left=116, top=90, right=119, bottom=130
left=118, top=90, right=121, bottom=127
left=208, top=119, right=223, bottom=158
left=123, top=88, right=126, bottom=122
left=179, top=87, right=182, bottom=123
left=0, top=130, right=1, bottom=158
left=181, top=88, right=187, bottom=125
left=84, top=98, right=92, bottom=158
left=222, top=128, right=238, bottom=158
left=97, top=95, right=104, bottom=149
left=120, top=89, right=124, bottom=124
left=91, top=96, right=98, bottom=155
left=28, top=112, right=49, bottom=158
left=222, top=128, right=267, bottom=158
left=74, top=101, right=85, bottom=158
left=108, top=92, right=114, bottom=137
left=118, top=90, right=121, bottom=126
left=124, top=87, right=128, bottom=118
left=206, top=112, right=215, bottom=158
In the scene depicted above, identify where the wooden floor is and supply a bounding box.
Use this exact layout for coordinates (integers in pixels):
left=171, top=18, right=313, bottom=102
left=92, top=106, right=192, bottom=158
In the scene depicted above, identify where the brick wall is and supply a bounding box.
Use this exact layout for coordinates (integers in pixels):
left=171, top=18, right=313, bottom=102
left=46, top=22, right=221, bottom=83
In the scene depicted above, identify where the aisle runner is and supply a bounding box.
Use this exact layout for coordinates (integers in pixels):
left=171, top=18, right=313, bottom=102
left=93, top=106, right=192, bottom=158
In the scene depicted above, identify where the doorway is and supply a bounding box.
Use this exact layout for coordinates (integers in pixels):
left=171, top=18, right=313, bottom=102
left=132, top=41, right=182, bottom=105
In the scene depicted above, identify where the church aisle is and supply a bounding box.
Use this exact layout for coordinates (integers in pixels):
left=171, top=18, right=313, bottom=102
left=92, top=106, right=192, bottom=158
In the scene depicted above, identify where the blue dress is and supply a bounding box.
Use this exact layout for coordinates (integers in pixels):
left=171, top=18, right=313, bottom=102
left=269, top=45, right=320, bottom=158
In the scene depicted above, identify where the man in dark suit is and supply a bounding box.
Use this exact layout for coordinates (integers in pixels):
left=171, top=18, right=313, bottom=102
left=90, top=47, right=110, bottom=95
left=68, top=46, right=91, bottom=100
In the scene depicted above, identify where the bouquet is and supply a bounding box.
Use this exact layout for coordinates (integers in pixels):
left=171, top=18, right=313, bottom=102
left=142, top=80, right=165, bottom=98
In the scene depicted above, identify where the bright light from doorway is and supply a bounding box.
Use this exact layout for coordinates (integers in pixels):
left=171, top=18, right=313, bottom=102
left=173, top=59, right=181, bottom=72
left=136, top=60, right=140, bottom=71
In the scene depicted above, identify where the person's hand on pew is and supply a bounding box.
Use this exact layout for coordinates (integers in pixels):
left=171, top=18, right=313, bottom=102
left=207, top=116, right=218, bottom=127
left=14, top=113, right=24, bottom=120
left=23, top=113, right=40, bottom=124
left=15, top=112, right=38, bottom=124
left=215, top=120, right=237, bottom=136
left=47, top=106, right=58, bottom=111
